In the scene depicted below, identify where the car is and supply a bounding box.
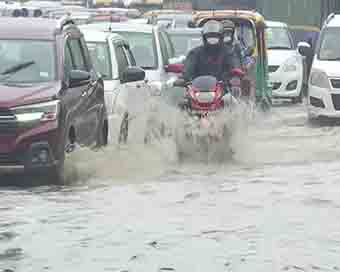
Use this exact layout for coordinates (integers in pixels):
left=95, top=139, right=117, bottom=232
left=81, top=22, right=182, bottom=93
left=299, top=13, right=340, bottom=120
left=266, top=20, right=305, bottom=103
left=79, top=28, right=151, bottom=143
left=166, top=27, right=202, bottom=59
left=154, top=13, right=194, bottom=29
left=0, top=16, right=108, bottom=183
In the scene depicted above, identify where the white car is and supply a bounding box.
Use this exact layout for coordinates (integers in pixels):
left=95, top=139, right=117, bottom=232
left=80, top=29, right=152, bottom=143
left=80, top=22, right=182, bottom=93
left=299, top=14, right=340, bottom=120
left=266, top=21, right=304, bottom=103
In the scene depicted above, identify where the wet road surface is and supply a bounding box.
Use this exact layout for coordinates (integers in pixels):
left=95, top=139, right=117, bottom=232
left=2, top=103, right=340, bottom=271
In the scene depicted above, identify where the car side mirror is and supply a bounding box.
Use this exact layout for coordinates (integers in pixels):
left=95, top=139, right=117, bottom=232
left=121, top=66, right=145, bottom=84
left=165, top=63, right=184, bottom=74
left=69, top=70, right=91, bottom=88
left=298, top=41, right=313, bottom=57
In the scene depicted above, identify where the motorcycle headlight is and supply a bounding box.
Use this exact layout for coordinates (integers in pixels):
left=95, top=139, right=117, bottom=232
left=282, top=57, right=299, bottom=72
left=310, top=69, right=330, bottom=89
left=12, top=100, right=60, bottom=123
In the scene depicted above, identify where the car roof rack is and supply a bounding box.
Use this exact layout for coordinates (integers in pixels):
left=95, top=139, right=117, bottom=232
left=56, top=15, right=75, bottom=30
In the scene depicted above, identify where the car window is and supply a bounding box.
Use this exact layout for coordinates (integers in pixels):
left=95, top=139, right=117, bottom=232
left=161, top=31, right=175, bottom=59
left=64, top=42, right=73, bottom=76
left=80, top=37, right=92, bottom=70
left=123, top=45, right=136, bottom=66
left=68, top=38, right=87, bottom=71
left=318, top=27, right=340, bottom=61
left=159, top=32, right=170, bottom=65
left=266, top=27, right=293, bottom=50
left=115, top=31, right=158, bottom=70
left=87, top=42, right=112, bottom=79
left=115, top=45, right=129, bottom=78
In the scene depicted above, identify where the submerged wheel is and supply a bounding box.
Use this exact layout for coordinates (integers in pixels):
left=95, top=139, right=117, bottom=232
left=119, top=113, right=129, bottom=144
left=96, top=116, right=108, bottom=147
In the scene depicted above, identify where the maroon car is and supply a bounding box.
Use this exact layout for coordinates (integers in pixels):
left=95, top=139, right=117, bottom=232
left=0, top=16, right=108, bottom=183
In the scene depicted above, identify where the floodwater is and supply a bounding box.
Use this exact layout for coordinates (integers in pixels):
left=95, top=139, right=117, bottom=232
left=2, top=102, right=340, bottom=272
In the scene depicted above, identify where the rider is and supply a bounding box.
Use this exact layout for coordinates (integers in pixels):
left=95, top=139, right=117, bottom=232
left=182, top=20, right=241, bottom=87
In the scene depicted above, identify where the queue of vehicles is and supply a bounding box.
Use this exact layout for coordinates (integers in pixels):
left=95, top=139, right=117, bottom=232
left=0, top=2, right=330, bottom=183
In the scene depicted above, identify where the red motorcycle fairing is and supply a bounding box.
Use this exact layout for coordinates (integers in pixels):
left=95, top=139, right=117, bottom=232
left=186, top=75, right=225, bottom=113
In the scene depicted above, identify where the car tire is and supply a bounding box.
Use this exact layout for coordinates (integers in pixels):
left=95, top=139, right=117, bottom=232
left=49, top=135, right=69, bottom=185
left=119, top=112, right=129, bottom=144
left=96, top=115, right=108, bottom=147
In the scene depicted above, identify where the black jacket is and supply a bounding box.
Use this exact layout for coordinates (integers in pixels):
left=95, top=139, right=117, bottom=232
left=183, top=44, right=241, bottom=82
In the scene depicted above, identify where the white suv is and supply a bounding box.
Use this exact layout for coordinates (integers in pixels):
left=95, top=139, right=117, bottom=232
left=266, top=21, right=304, bottom=103
left=299, top=14, right=340, bottom=120
left=80, top=28, right=152, bottom=144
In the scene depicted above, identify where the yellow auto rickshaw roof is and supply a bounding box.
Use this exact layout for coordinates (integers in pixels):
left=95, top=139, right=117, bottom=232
left=193, top=9, right=265, bottom=26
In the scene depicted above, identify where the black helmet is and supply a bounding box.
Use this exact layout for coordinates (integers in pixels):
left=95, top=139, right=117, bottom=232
left=201, top=20, right=224, bottom=50
left=222, top=20, right=235, bottom=44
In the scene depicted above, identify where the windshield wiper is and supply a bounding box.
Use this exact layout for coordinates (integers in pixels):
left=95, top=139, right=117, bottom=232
left=268, top=46, right=292, bottom=50
left=1, top=61, right=35, bottom=76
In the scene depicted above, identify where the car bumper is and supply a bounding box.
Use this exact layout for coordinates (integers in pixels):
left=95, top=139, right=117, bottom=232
left=0, top=121, right=61, bottom=176
left=270, top=69, right=303, bottom=98
left=307, top=84, right=340, bottom=118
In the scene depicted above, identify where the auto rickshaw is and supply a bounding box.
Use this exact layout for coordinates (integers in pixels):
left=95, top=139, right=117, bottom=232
left=190, top=10, right=272, bottom=110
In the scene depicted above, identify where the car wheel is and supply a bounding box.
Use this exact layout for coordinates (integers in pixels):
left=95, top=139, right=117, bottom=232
left=119, top=112, right=129, bottom=144
left=96, top=116, right=108, bottom=147
left=49, top=135, right=69, bottom=184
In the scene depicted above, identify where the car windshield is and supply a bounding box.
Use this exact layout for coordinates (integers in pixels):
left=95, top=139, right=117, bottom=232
left=266, top=26, right=293, bottom=49
left=0, top=40, right=56, bottom=83
left=168, top=32, right=202, bottom=57
left=318, top=27, right=340, bottom=61
left=115, top=31, right=157, bottom=69
left=87, top=42, right=112, bottom=79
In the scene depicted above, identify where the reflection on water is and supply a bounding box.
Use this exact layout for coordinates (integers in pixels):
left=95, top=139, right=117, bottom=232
left=2, top=102, right=340, bottom=271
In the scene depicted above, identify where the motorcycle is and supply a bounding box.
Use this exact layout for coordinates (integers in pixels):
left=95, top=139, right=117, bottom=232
left=173, top=70, right=244, bottom=162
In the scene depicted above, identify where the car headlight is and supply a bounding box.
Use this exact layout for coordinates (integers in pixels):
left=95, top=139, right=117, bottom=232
left=12, top=100, right=60, bottom=123
left=310, top=69, right=330, bottom=89
left=282, top=57, right=299, bottom=72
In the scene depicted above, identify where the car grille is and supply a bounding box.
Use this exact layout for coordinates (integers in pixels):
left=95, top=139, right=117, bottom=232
left=268, top=65, right=280, bottom=73
left=0, top=108, right=17, bottom=135
left=330, top=79, right=340, bottom=89
left=331, top=94, right=340, bottom=110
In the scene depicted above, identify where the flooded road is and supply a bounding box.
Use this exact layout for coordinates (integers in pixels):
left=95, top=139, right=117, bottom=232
left=2, top=103, right=340, bottom=271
